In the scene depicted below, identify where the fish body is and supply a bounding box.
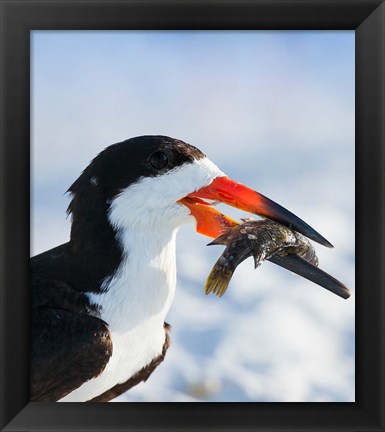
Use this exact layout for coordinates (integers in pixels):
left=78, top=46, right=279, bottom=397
left=206, top=219, right=350, bottom=299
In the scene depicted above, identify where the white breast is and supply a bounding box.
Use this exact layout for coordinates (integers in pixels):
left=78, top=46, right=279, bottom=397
left=59, top=228, right=178, bottom=402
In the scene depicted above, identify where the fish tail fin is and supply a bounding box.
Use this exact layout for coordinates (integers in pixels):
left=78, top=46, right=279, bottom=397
left=205, top=264, right=235, bottom=297
left=205, top=247, right=249, bottom=297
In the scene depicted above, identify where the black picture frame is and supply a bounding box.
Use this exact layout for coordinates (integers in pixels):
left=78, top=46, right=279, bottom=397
left=1, top=1, right=384, bottom=431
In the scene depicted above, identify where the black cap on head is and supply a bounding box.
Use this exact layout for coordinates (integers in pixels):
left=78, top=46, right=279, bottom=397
left=68, top=136, right=205, bottom=201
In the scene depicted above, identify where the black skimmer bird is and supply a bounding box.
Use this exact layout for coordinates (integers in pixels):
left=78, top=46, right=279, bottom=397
left=31, top=135, right=335, bottom=402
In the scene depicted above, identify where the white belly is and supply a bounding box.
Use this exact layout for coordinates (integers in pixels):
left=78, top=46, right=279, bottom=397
left=59, top=228, right=178, bottom=402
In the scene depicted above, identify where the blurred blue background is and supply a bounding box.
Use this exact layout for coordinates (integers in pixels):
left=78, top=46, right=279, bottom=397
left=31, top=30, right=355, bottom=402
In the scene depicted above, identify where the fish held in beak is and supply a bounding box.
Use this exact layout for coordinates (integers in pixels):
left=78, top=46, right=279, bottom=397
left=179, top=176, right=333, bottom=248
left=205, top=219, right=351, bottom=300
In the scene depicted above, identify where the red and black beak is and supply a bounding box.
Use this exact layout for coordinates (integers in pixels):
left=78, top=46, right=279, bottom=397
left=179, top=176, right=333, bottom=247
left=179, top=176, right=350, bottom=299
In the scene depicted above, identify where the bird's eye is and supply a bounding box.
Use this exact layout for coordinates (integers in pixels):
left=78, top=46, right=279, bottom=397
left=149, top=151, right=169, bottom=170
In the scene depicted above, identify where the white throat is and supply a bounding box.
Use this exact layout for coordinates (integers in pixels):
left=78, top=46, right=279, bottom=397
left=97, top=226, right=179, bottom=332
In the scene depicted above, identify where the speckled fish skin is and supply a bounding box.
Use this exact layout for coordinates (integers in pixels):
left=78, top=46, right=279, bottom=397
left=205, top=219, right=350, bottom=299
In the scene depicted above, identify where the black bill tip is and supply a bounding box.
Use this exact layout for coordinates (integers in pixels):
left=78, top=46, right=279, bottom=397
left=269, top=254, right=350, bottom=299
left=258, top=194, right=334, bottom=248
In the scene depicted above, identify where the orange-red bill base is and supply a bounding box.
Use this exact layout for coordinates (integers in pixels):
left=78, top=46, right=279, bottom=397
left=179, top=176, right=333, bottom=247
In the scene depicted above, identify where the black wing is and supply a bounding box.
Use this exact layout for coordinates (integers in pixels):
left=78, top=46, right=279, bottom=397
left=30, top=243, right=113, bottom=402
left=31, top=308, right=112, bottom=401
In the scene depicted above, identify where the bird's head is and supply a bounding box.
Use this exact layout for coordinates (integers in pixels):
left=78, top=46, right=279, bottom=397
left=67, top=135, right=332, bottom=247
